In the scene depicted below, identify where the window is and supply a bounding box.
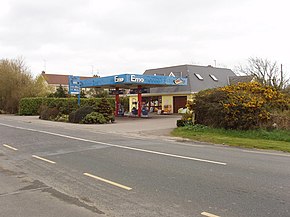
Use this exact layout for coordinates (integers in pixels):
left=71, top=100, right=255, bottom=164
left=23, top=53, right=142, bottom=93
left=169, top=72, right=175, bottom=77
left=209, top=74, right=218, bottom=81
left=194, top=73, right=204, bottom=80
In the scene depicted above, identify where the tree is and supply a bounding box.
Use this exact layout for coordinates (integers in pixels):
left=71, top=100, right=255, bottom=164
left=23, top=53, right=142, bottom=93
left=87, top=88, right=110, bottom=98
left=237, top=57, right=289, bottom=89
left=53, top=85, right=67, bottom=98
left=31, top=75, right=52, bottom=97
left=0, top=58, right=50, bottom=113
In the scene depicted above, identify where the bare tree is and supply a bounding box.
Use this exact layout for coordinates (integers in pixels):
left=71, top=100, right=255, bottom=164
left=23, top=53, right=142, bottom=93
left=237, top=57, right=289, bottom=89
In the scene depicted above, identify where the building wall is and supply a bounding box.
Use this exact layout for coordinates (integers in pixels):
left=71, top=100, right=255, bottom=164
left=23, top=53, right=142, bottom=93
left=128, top=94, right=194, bottom=113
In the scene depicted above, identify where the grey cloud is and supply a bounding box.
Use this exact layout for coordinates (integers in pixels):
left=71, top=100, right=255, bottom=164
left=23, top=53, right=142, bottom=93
left=0, top=0, right=289, bottom=77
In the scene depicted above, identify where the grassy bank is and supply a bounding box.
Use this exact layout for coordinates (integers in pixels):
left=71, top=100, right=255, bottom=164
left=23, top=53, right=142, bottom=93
left=171, top=125, right=290, bottom=152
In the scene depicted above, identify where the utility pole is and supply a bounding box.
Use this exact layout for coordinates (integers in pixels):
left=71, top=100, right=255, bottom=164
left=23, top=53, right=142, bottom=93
left=91, top=65, right=94, bottom=75
left=281, top=64, right=284, bottom=88
left=43, top=59, right=46, bottom=71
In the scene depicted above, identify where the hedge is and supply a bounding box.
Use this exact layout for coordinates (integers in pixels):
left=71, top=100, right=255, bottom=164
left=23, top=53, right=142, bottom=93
left=19, top=97, right=115, bottom=115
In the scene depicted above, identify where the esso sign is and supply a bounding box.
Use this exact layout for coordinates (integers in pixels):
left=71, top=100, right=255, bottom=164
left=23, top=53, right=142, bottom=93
left=130, top=75, right=144, bottom=83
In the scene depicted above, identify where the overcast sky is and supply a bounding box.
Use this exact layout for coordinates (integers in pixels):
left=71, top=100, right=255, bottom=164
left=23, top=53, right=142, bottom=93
left=1, top=0, right=289, bottom=77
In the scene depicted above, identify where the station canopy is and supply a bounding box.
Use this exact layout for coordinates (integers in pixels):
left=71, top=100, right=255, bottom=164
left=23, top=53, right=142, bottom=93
left=72, top=73, right=187, bottom=89
left=69, top=73, right=188, bottom=117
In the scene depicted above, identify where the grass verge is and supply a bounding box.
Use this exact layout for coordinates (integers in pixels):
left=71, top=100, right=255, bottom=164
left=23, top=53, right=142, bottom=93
left=171, top=125, right=290, bottom=152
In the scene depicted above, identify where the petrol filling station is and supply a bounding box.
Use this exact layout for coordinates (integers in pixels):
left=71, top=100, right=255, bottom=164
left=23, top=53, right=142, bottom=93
left=69, top=74, right=187, bottom=117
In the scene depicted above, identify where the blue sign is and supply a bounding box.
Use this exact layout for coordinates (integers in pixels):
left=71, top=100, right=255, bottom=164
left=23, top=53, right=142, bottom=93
left=78, top=74, right=187, bottom=88
left=68, top=75, right=81, bottom=94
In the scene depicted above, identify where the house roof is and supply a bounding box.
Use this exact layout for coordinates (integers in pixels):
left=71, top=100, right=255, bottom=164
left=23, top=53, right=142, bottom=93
left=41, top=72, right=93, bottom=85
left=144, top=64, right=237, bottom=93
left=229, top=75, right=255, bottom=85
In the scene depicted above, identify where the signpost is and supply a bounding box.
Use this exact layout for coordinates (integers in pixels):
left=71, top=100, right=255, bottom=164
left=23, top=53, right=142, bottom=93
left=68, top=75, right=81, bottom=106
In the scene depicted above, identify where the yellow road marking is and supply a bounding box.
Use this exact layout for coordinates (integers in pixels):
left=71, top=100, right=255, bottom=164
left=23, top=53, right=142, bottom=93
left=3, top=144, right=18, bottom=151
left=201, top=211, right=220, bottom=217
left=32, top=155, right=56, bottom=164
left=83, top=172, right=132, bottom=191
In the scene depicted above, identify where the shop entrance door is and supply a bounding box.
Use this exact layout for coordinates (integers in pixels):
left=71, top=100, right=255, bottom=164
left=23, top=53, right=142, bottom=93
left=173, top=96, right=187, bottom=113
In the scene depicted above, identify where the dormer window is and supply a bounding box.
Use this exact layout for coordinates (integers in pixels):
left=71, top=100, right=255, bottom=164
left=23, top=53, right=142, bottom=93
left=209, top=74, right=218, bottom=81
left=195, top=73, right=204, bottom=80
left=169, top=72, right=175, bottom=77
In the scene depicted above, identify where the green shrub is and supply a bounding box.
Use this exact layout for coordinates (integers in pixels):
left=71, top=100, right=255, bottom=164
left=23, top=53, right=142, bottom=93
left=82, top=112, right=107, bottom=124
left=68, top=106, right=95, bottom=123
left=96, top=98, right=114, bottom=122
left=39, top=105, right=60, bottom=120
left=177, top=120, right=186, bottom=127
left=268, top=110, right=290, bottom=130
left=19, top=97, right=44, bottom=115
left=68, top=111, right=76, bottom=123
left=55, top=114, right=69, bottom=122
left=120, top=96, right=129, bottom=112
left=176, top=119, right=193, bottom=127
left=194, top=90, right=228, bottom=128
left=19, top=97, right=115, bottom=115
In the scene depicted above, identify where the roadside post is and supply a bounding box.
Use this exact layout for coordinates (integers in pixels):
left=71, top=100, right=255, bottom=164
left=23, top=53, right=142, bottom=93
left=68, top=75, right=81, bottom=106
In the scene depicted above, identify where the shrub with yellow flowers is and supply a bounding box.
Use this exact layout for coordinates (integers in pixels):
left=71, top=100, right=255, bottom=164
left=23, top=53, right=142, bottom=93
left=194, top=82, right=289, bottom=130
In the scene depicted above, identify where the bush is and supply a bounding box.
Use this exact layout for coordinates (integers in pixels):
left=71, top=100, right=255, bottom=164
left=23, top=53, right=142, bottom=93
left=120, top=96, right=129, bottom=112
left=39, top=105, right=60, bottom=120
left=68, top=111, right=76, bottom=123
left=194, top=90, right=228, bottom=128
left=82, top=112, right=107, bottom=124
left=68, top=106, right=95, bottom=123
left=19, top=97, right=115, bottom=115
left=55, top=114, right=69, bottom=122
left=19, top=97, right=44, bottom=115
left=194, top=82, right=289, bottom=130
left=176, top=119, right=193, bottom=127
left=268, top=110, right=290, bottom=130
left=96, top=98, right=115, bottom=122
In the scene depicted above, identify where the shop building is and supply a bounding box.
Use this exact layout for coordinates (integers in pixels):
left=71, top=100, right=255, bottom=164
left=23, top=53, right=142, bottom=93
left=128, top=64, right=237, bottom=113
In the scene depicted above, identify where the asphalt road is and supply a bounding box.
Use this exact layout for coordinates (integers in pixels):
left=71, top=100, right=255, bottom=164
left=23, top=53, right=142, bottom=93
left=0, top=116, right=290, bottom=217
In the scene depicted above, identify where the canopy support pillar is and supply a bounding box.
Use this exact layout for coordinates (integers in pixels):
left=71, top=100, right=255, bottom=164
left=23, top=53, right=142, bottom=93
left=115, top=87, right=119, bottom=116
left=137, top=85, right=142, bottom=117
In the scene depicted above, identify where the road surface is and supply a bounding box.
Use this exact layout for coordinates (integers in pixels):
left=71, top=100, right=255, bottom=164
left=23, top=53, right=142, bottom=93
left=0, top=115, right=289, bottom=217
